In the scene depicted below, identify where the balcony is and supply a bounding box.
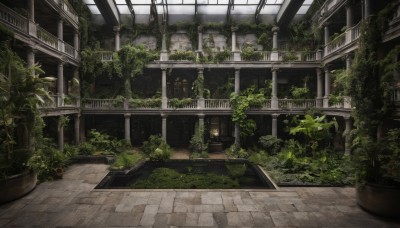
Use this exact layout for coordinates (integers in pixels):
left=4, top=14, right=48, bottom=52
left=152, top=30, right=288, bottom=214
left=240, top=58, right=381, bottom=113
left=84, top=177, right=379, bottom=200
left=316, top=0, right=347, bottom=25
left=39, top=95, right=80, bottom=116
left=0, top=3, right=79, bottom=62
left=324, top=22, right=360, bottom=59
left=46, top=0, right=79, bottom=27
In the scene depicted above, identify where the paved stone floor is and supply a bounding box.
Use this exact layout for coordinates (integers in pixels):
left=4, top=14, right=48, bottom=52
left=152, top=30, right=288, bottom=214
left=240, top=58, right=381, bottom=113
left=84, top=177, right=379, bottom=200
left=1, top=164, right=400, bottom=227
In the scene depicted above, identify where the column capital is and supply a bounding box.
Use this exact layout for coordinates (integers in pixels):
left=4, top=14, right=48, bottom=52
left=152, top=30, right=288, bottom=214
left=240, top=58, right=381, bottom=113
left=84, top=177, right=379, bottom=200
left=344, top=115, right=352, bottom=120
left=58, top=59, right=65, bottom=66
left=271, top=113, right=280, bottom=118
left=324, top=64, right=331, bottom=72
left=124, top=113, right=131, bottom=118
left=161, top=67, right=167, bottom=71
left=197, top=25, right=203, bottom=33
left=271, top=67, right=279, bottom=72
left=198, top=113, right=205, bottom=119
left=272, top=26, right=279, bottom=32
left=231, top=26, right=238, bottom=32
left=161, top=113, right=168, bottom=118
left=323, top=21, right=330, bottom=27
left=197, top=67, right=204, bottom=73
left=113, top=25, right=120, bottom=33
left=234, top=67, right=241, bottom=71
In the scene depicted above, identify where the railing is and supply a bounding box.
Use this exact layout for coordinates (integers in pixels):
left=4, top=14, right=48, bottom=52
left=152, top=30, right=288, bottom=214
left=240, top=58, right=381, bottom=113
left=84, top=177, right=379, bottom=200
left=99, top=51, right=114, bottom=61
left=128, top=99, right=161, bottom=109
left=326, top=33, right=346, bottom=55
left=393, top=89, right=400, bottom=103
left=327, top=96, right=352, bottom=109
left=260, top=51, right=271, bottom=61
left=37, top=26, right=58, bottom=49
left=205, top=99, right=231, bottom=109
left=279, top=51, right=317, bottom=62
left=351, top=22, right=361, bottom=42
left=62, top=0, right=79, bottom=23
left=39, top=95, right=79, bottom=109
left=83, top=99, right=123, bottom=109
left=278, top=99, right=317, bottom=109
left=64, top=42, right=75, bottom=57
left=0, top=3, right=27, bottom=33
left=317, top=0, right=346, bottom=22
left=167, top=99, right=198, bottom=109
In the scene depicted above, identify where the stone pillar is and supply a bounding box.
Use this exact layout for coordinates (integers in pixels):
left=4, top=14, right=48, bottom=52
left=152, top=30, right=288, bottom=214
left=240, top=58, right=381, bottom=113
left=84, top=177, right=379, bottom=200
left=58, top=19, right=63, bottom=41
left=80, top=115, right=86, bottom=142
left=198, top=25, right=203, bottom=51
left=364, top=0, right=370, bottom=19
left=58, top=115, right=64, bottom=151
left=231, top=26, right=237, bottom=52
left=114, top=26, right=120, bottom=51
left=57, top=61, right=64, bottom=106
left=344, top=116, right=352, bottom=155
left=124, top=114, right=131, bottom=143
left=73, top=68, right=80, bottom=97
left=316, top=68, right=323, bottom=107
left=197, top=68, right=205, bottom=109
left=346, top=4, right=353, bottom=29
left=346, top=54, right=352, bottom=70
left=198, top=114, right=205, bottom=144
left=161, top=114, right=167, bottom=141
left=234, top=68, right=240, bottom=94
left=74, top=114, right=80, bottom=145
left=234, top=124, right=240, bottom=146
left=160, top=31, right=168, bottom=61
left=323, top=66, right=330, bottom=108
left=324, top=24, right=329, bottom=46
left=27, top=47, right=35, bottom=77
left=271, top=114, right=279, bottom=137
left=161, top=68, right=167, bottom=109
left=74, top=30, right=79, bottom=51
left=28, top=0, right=34, bottom=22
left=272, top=26, right=279, bottom=49
left=271, top=68, right=279, bottom=109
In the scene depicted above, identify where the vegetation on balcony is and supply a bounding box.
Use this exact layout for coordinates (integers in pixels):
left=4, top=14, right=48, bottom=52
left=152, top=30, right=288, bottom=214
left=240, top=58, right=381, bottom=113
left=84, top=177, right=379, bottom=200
left=329, top=68, right=349, bottom=105
left=168, top=98, right=193, bottom=108
left=240, top=45, right=263, bottom=61
left=169, top=50, right=196, bottom=61
left=189, top=124, right=208, bottom=158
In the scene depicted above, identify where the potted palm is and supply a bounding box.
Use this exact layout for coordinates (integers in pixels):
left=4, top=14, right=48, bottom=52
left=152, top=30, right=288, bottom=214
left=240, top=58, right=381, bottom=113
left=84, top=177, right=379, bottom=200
left=349, top=12, right=400, bottom=217
left=0, top=26, right=54, bottom=203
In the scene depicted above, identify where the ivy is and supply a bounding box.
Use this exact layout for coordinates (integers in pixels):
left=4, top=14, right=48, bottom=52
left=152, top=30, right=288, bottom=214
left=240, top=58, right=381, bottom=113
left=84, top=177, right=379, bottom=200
left=128, top=98, right=161, bottom=108
left=168, top=98, right=193, bottom=108
left=230, top=88, right=266, bottom=137
left=169, top=50, right=196, bottom=61
left=192, top=73, right=204, bottom=98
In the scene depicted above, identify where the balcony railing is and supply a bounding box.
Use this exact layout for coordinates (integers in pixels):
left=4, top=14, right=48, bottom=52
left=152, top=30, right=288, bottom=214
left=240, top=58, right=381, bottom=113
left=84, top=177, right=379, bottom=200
left=0, top=3, right=27, bottom=33
left=351, top=22, right=361, bottom=41
left=205, top=99, right=231, bottom=109
left=64, top=42, right=75, bottom=57
left=167, top=99, right=198, bottom=109
left=317, top=0, right=346, bottom=23
left=37, top=26, right=58, bottom=49
left=393, top=89, right=400, bottom=103
left=326, top=33, right=346, bottom=55
left=278, top=99, right=317, bottom=109
left=99, top=51, right=114, bottom=61
left=83, top=98, right=123, bottom=109
left=39, top=95, right=80, bottom=109
left=48, top=0, right=78, bottom=24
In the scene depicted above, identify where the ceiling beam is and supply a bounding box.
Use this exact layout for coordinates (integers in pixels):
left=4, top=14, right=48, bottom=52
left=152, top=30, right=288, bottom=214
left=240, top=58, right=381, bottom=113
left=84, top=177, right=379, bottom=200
left=93, top=0, right=120, bottom=26
left=125, top=0, right=135, bottom=25
left=255, top=0, right=266, bottom=24
left=150, top=0, right=159, bottom=25
left=226, top=0, right=234, bottom=23
left=276, top=0, right=305, bottom=27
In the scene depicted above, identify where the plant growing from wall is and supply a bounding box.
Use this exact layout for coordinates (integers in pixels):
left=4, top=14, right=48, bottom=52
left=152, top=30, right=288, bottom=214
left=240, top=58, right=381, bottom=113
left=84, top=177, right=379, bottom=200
left=192, top=73, right=204, bottom=98
left=290, top=86, right=311, bottom=99
left=329, top=68, right=349, bottom=105
left=230, top=87, right=266, bottom=137
left=190, top=123, right=208, bottom=155
left=282, top=51, right=298, bottom=62
left=240, top=45, right=263, bottom=61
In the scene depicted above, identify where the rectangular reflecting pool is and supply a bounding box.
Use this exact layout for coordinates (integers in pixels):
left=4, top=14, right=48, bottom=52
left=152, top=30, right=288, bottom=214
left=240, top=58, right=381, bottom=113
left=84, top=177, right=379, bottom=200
left=96, top=159, right=275, bottom=189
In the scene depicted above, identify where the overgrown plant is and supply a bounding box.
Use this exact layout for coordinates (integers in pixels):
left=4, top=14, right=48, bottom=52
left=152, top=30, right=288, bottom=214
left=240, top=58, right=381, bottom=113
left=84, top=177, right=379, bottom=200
left=141, top=135, right=171, bottom=161
left=189, top=124, right=208, bottom=155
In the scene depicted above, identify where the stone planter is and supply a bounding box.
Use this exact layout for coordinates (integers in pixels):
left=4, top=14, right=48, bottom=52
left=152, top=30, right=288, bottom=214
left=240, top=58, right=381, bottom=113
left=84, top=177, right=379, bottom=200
left=0, top=171, right=37, bottom=204
left=356, top=183, right=400, bottom=218
left=209, top=142, right=223, bottom=153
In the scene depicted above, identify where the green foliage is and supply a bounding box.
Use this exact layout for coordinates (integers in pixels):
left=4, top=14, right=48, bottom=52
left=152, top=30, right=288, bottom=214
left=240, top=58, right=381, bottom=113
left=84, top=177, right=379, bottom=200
left=282, top=52, right=298, bottom=62
left=240, top=46, right=263, bottom=61
left=192, top=73, right=204, bottom=98
left=169, top=50, right=196, bottom=61
left=226, top=144, right=249, bottom=158
left=248, top=151, right=269, bottom=166
left=230, top=88, right=266, bottom=137
left=168, top=98, right=193, bottom=108
left=225, top=163, right=247, bottom=179
left=290, top=86, right=310, bottom=99
left=27, top=138, right=70, bottom=182
left=289, top=115, right=335, bottom=157
left=129, top=98, right=161, bottom=108
left=132, top=168, right=239, bottom=189
left=110, top=152, right=143, bottom=170
left=258, top=135, right=282, bottom=154
left=78, top=142, right=96, bottom=155
left=190, top=124, right=208, bottom=154
left=141, top=135, right=171, bottom=161
left=257, top=32, right=272, bottom=50
left=214, top=50, right=231, bottom=63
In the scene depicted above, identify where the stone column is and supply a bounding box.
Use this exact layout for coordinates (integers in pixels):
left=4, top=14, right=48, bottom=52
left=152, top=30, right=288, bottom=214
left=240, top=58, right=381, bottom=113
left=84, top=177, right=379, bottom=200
left=234, top=124, right=240, bottom=146
left=73, top=68, right=80, bottom=97
left=58, top=115, right=64, bottom=151
left=272, top=26, right=279, bottom=50
left=198, top=114, right=205, bottom=144
left=316, top=68, right=323, bottom=107
left=364, top=0, right=370, bottom=19
left=27, top=47, right=35, bottom=77
left=58, top=19, right=63, bottom=41
left=74, top=114, right=80, bottom=145
left=124, top=114, right=131, bottom=143
left=28, top=0, right=34, bottom=22
left=57, top=61, right=64, bottom=106
left=234, top=68, right=240, bottom=94
left=197, top=68, right=205, bottom=109
left=323, top=66, right=330, bottom=108
left=346, top=4, right=353, bottom=28
left=80, top=115, right=86, bottom=142
left=74, top=30, right=79, bottom=51
left=271, top=68, right=279, bottom=109
left=271, top=114, right=279, bottom=137
left=324, top=24, right=329, bottom=47
left=160, top=29, right=168, bottom=61
left=161, top=114, right=167, bottom=141
left=344, top=116, right=352, bottom=155
left=346, top=54, right=352, bottom=70
left=114, top=26, right=120, bottom=51
left=231, top=26, right=237, bottom=52
left=161, top=68, right=167, bottom=109
left=198, top=25, right=203, bottom=51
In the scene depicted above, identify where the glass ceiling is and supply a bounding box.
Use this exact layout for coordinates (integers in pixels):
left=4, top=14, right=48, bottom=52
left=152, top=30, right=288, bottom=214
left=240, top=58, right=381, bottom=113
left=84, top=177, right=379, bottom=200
left=84, top=0, right=314, bottom=23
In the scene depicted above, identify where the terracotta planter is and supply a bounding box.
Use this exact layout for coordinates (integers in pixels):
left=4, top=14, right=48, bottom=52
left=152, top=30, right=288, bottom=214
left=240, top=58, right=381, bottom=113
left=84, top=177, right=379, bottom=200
left=356, top=183, right=400, bottom=218
left=0, top=171, right=37, bottom=204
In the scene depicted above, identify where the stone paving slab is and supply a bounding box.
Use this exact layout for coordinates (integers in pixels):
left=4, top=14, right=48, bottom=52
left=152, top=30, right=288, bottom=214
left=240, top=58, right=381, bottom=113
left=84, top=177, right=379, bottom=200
left=0, top=164, right=399, bottom=227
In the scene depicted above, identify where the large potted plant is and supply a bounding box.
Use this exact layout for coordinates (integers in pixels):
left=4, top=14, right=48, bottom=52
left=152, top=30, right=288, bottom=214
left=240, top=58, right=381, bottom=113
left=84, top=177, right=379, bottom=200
left=0, top=26, right=54, bottom=203
left=349, top=9, right=400, bottom=217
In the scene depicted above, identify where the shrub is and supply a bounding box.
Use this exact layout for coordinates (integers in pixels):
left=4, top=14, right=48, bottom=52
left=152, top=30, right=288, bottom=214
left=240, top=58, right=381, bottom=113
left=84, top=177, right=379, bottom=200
left=190, top=124, right=208, bottom=154
left=141, top=135, right=171, bottom=161
left=78, top=142, right=96, bottom=155
left=258, top=135, right=282, bottom=154
left=226, top=144, right=248, bottom=158
left=110, top=152, right=143, bottom=170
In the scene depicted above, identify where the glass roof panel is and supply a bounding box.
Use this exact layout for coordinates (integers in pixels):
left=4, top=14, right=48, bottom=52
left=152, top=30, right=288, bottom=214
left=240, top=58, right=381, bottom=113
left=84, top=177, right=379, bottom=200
left=114, top=0, right=126, bottom=4
left=168, top=5, right=195, bottom=14
left=83, top=0, right=95, bottom=4
left=198, top=5, right=227, bottom=14
left=296, top=5, right=310, bottom=15
left=133, top=5, right=151, bottom=14
left=217, top=0, right=229, bottom=4
left=117, top=5, right=131, bottom=14
left=259, top=5, right=280, bottom=14
left=87, top=5, right=101, bottom=14
left=231, top=6, right=257, bottom=14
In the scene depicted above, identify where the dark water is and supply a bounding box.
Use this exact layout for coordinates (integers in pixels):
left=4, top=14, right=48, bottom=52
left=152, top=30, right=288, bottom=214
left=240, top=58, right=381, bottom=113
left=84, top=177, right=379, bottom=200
left=95, top=159, right=275, bottom=189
